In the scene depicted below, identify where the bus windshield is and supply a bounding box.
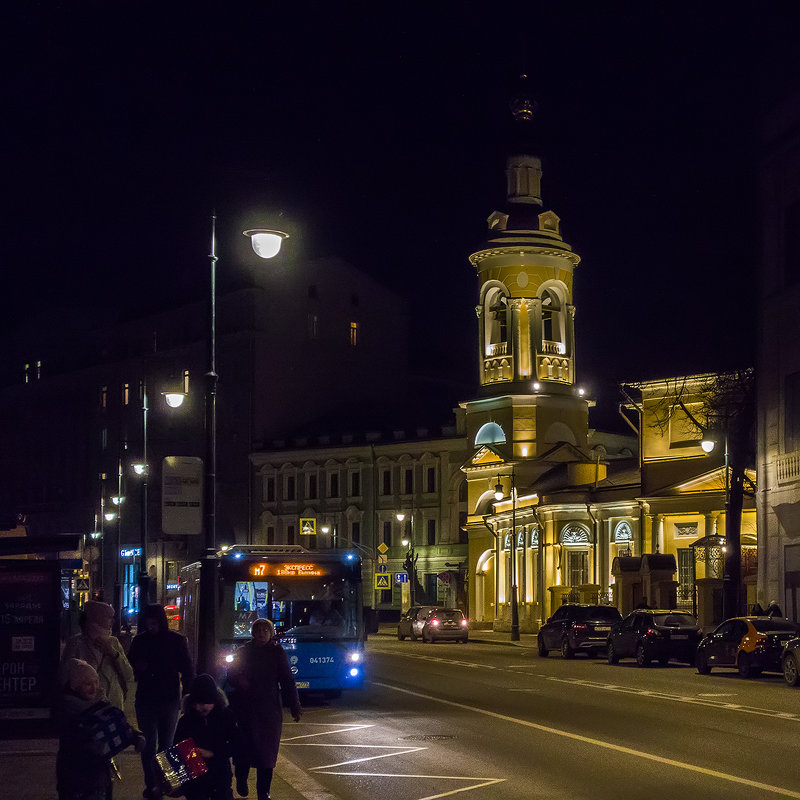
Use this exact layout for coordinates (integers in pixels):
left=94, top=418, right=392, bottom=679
left=231, top=576, right=358, bottom=641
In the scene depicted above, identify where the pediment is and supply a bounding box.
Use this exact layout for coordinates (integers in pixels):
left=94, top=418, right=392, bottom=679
left=669, top=467, right=756, bottom=495
left=466, top=445, right=505, bottom=468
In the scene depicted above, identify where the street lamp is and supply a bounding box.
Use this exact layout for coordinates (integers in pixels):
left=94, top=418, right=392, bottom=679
left=196, top=214, right=288, bottom=674
left=495, top=470, right=520, bottom=641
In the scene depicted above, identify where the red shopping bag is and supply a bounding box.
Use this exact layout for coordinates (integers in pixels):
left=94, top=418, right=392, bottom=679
left=155, top=737, right=208, bottom=793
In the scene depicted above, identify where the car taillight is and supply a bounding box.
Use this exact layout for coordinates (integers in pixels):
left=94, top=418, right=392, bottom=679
left=461, top=619, right=468, bottom=628
left=573, top=623, right=588, bottom=632
left=430, top=618, right=440, bottom=627
left=646, top=628, right=662, bottom=638
left=753, top=633, right=768, bottom=650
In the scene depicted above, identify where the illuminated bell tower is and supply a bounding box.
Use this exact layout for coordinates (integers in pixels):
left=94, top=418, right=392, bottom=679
left=463, top=76, right=590, bottom=470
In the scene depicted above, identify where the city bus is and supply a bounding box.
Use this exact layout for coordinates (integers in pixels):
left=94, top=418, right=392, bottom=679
left=180, top=545, right=365, bottom=695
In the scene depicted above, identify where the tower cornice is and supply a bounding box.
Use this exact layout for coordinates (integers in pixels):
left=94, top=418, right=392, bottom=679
left=469, top=245, right=580, bottom=269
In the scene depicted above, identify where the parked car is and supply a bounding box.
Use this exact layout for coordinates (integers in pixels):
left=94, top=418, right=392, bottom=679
left=606, top=610, right=701, bottom=667
left=397, top=606, right=438, bottom=641
left=782, top=637, right=800, bottom=687
left=537, top=604, right=622, bottom=658
left=695, top=616, right=800, bottom=677
left=397, top=606, right=468, bottom=643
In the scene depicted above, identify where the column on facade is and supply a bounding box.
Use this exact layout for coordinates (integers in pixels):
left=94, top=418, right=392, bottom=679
left=704, top=512, right=715, bottom=538
left=649, top=513, right=663, bottom=553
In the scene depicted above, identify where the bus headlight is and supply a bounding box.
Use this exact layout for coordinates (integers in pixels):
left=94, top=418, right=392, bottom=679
left=225, top=653, right=235, bottom=664
left=348, top=651, right=361, bottom=663
left=349, top=667, right=360, bottom=678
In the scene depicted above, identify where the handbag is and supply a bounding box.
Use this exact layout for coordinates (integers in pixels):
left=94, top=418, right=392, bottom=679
left=76, top=701, right=132, bottom=759
left=155, top=738, right=209, bottom=793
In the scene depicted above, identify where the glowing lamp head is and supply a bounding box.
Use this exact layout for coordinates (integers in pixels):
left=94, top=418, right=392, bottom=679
left=532, top=382, right=541, bottom=392
left=132, top=463, right=147, bottom=476
left=700, top=438, right=716, bottom=453
left=396, top=512, right=405, bottom=522
left=494, top=479, right=505, bottom=501
left=90, top=531, right=102, bottom=540
left=321, top=525, right=330, bottom=534
left=225, top=653, right=235, bottom=664
left=243, top=228, right=289, bottom=259
left=104, top=511, right=117, bottom=522
left=163, top=391, right=186, bottom=408
left=111, top=496, right=124, bottom=506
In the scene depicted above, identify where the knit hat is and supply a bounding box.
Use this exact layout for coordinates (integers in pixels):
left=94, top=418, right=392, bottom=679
left=188, top=674, right=218, bottom=704
left=62, top=658, right=98, bottom=692
left=83, top=600, right=115, bottom=626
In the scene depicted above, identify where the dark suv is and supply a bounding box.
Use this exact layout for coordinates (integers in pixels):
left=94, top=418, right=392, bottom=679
left=606, top=610, right=701, bottom=667
left=538, top=604, right=622, bottom=658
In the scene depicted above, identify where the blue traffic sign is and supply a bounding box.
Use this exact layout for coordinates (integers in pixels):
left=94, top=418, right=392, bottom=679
left=377, top=563, right=388, bottom=573
left=395, top=572, right=409, bottom=583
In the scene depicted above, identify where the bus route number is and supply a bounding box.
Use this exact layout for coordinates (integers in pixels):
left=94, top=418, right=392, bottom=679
left=309, top=656, right=334, bottom=664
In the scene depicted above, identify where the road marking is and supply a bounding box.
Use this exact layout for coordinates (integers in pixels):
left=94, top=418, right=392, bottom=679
left=319, top=772, right=506, bottom=799
left=545, top=676, right=800, bottom=722
left=282, top=720, right=505, bottom=798
left=373, top=681, right=800, bottom=798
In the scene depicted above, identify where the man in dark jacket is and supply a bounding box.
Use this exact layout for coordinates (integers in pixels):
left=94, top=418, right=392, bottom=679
left=128, top=603, right=194, bottom=798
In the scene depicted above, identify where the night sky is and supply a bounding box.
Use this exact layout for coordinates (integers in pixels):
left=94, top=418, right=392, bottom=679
left=5, top=5, right=800, bottom=422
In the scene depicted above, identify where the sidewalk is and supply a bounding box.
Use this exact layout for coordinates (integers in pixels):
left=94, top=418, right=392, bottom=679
left=374, top=622, right=538, bottom=648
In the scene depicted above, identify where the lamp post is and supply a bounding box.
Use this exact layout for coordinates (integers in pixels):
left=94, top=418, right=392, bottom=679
left=495, top=470, right=520, bottom=641
left=196, top=216, right=288, bottom=674
left=400, top=530, right=417, bottom=609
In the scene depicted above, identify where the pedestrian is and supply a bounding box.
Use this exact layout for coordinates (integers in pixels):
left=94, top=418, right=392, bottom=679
left=227, top=619, right=302, bottom=800
left=127, top=603, right=195, bottom=799
left=62, top=600, right=134, bottom=711
left=173, top=674, right=239, bottom=800
left=751, top=602, right=765, bottom=616
left=56, top=658, right=145, bottom=800
left=767, top=599, right=784, bottom=618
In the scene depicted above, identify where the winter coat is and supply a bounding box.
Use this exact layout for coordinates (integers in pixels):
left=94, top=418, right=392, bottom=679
left=128, top=608, right=194, bottom=706
left=61, top=633, right=134, bottom=710
left=56, top=690, right=139, bottom=797
left=174, top=694, right=239, bottom=794
left=226, top=639, right=300, bottom=769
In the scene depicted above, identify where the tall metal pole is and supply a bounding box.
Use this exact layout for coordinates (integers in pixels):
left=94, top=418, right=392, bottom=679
left=510, top=468, right=520, bottom=641
left=198, top=213, right=219, bottom=674
left=137, top=374, right=150, bottom=619
left=114, top=450, right=124, bottom=632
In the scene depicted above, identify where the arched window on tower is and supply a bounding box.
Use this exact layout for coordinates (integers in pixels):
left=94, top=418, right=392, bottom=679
left=541, top=288, right=560, bottom=346
left=484, top=287, right=509, bottom=354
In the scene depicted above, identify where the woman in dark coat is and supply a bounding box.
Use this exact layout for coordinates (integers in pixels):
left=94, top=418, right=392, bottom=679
left=227, top=619, right=301, bottom=800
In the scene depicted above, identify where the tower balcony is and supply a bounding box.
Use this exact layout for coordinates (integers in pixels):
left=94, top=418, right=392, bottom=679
left=541, top=340, right=566, bottom=355
left=485, top=342, right=508, bottom=357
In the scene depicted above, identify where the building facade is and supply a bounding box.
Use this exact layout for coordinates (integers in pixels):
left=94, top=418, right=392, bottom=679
left=757, top=92, right=800, bottom=621
left=250, top=425, right=469, bottom=616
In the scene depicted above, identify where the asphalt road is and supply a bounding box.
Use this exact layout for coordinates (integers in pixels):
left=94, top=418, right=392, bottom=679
left=283, top=638, right=800, bottom=800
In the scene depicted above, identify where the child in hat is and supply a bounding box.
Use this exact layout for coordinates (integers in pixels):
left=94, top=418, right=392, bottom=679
left=173, top=674, right=239, bottom=800
left=56, top=658, right=145, bottom=800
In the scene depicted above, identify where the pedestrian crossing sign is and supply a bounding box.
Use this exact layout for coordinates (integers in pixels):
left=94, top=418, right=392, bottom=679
left=300, top=518, right=316, bottom=535
left=374, top=573, right=391, bottom=590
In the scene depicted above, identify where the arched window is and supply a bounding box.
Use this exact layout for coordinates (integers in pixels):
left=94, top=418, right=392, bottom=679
left=559, top=524, right=591, bottom=545
left=541, top=288, right=560, bottom=343
left=530, top=525, right=539, bottom=548
left=483, top=287, right=509, bottom=352
left=475, top=422, right=506, bottom=446
left=613, top=521, right=633, bottom=543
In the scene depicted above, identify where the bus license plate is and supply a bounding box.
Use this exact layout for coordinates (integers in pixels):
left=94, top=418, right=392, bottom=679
left=296, top=681, right=310, bottom=689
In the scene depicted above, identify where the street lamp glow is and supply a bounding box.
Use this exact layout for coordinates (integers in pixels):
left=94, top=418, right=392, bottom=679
left=132, top=463, right=147, bottom=476
left=401, top=538, right=409, bottom=547
left=321, top=525, right=330, bottom=534
left=494, top=479, right=505, bottom=501
left=111, top=496, right=124, bottom=506
left=163, top=391, right=186, bottom=408
left=104, top=511, right=117, bottom=522
left=396, top=512, right=405, bottom=522
left=90, top=531, right=102, bottom=540
left=532, top=382, right=541, bottom=392
left=700, top=438, right=716, bottom=453
left=243, top=229, right=289, bottom=259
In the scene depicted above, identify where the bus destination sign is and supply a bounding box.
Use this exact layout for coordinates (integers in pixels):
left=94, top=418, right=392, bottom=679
left=249, top=562, right=326, bottom=578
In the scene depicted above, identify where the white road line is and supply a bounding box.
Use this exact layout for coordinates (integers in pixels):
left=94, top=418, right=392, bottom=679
left=283, top=724, right=373, bottom=742
left=545, top=676, right=800, bottom=721
left=373, top=681, right=800, bottom=798
left=316, top=772, right=506, bottom=800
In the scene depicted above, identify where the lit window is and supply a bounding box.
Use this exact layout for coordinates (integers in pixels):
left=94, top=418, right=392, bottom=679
left=101, top=386, right=108, bottom=409
left=183, top=370, right=190, bottom=393
left=350, top=321, right=359, bottom=347
left=24, top=363, right=30, bottom=384
left=123, top=383, right=130, bottom=406
left=36, top=360, right=42, bottom=380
